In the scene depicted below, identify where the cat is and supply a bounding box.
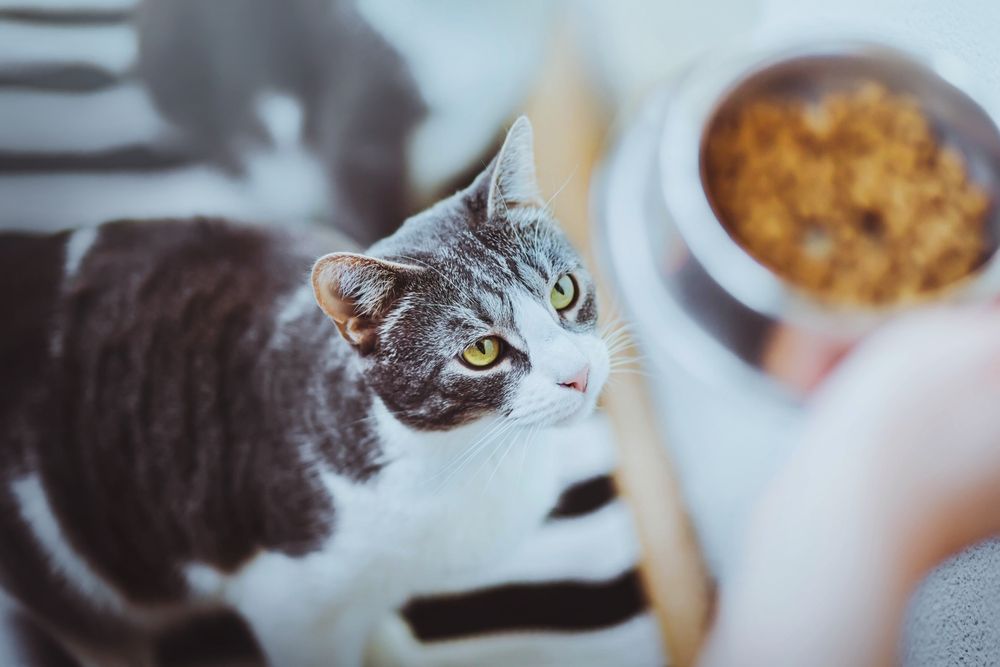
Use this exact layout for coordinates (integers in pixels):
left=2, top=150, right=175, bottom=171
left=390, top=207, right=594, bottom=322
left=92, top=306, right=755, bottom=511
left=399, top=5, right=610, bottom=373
left=0, top=117, right=610, bottom=667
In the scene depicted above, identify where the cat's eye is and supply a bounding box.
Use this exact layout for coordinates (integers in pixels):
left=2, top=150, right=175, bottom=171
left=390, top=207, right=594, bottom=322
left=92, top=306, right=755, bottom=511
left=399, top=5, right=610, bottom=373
left=550, top=274, right=577, bottom=311
left=461, top=336, right=502, bottom=368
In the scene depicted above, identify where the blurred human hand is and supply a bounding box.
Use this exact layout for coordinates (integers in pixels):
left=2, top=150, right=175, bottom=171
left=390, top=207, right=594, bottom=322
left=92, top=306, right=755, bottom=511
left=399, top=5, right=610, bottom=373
left=701, top=307, right=1000, bottom=667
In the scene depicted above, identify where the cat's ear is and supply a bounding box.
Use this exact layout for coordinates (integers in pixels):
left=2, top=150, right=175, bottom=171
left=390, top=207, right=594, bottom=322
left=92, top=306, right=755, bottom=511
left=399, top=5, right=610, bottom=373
left=485, top=116, right=543, bottom=218
left=311, top=253, right=417, bottom=354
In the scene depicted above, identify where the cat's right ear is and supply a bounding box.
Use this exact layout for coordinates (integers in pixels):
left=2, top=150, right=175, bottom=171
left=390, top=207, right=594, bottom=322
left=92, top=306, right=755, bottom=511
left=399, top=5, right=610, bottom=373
left=311, top=253, right=417, bottom=354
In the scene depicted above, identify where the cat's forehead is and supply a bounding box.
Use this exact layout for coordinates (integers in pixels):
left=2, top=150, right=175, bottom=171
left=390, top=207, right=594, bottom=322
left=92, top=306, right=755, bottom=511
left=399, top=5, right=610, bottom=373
left=378, top=226, right=570, bottom=339
left=432, top=232, right=562, bottom=300
left=394, top=213, right=574, bottom=281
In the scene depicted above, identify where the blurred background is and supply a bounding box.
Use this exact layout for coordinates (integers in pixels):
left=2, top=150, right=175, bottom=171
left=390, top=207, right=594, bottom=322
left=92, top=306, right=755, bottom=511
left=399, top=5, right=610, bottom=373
left=5, top=1, right=1000, bottom=665
left=7, top=0, right=999, bottom=241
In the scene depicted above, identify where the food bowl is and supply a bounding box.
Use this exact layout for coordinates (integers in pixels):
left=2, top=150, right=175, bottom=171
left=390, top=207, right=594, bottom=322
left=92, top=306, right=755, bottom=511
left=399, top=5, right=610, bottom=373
left=599, top=38, right=1000, bottom=402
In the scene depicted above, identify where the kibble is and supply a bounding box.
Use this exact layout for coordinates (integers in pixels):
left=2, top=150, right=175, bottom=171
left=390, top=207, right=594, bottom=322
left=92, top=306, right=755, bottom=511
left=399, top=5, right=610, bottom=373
left=704, top=82, right=991, bottom=305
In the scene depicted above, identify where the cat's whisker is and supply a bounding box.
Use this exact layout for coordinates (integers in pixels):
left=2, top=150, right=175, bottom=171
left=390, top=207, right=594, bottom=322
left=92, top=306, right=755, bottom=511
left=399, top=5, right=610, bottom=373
left=609, top=366, right=653, bottom=379
left=507, top=406, right=560, bottom=425
left=482, top=429, right=520, bottom=494
left=498, top=421, right=538, bottom=490
left=604, top=319, right=634, bottom=335
left=468, top=423, right=521, bottom=492
left=606, top=340, right=636, bottom=357
left=611, top=361, right=649, bottom=370
left=496, top=186, right=511, bottom=218
left=542, top=166, right=577, bottom=215
left=440, top=418, right=512, bottom=471
left=609, top=362, right=649, bottom=372
left=516, top=425, right=533, bottom=491
left=598, top=301, right=629, bottom=331
left=341, top=413, right=380, bottom=430
left=608, top=350, right=640, bottom=366
left=602, top=331, right=635, bottom=353
left=424, top=418, right=511, bottom=488
left=514, top=424, right=541, bottom=496
left=609, top=351, right=646, bottom=363
left=605, top=330, right=637, bottom=349
left=601, top=321, right=635, bottom=342
left=609, top=362, right=648, bottom=374
left=430, top=418, right=519, bottom=493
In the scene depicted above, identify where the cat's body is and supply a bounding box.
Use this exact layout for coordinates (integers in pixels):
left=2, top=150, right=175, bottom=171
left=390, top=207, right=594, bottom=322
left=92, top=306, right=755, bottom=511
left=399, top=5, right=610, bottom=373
left=0, top=119, right=609, bottom=666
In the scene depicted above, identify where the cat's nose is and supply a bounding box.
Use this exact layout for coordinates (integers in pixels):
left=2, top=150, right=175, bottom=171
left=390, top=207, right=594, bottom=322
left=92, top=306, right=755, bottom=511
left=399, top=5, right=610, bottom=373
left=558, top=366, right=589, bottom=393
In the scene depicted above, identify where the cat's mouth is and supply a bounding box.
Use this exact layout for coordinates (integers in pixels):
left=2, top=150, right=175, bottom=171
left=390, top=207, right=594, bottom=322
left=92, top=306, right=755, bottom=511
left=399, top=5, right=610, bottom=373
left=518, top=390, right=597, bottom=428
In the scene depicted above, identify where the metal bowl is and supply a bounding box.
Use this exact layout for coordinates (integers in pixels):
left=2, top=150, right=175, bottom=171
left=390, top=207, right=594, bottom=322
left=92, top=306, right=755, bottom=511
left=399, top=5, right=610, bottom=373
left=597, top=38, right=1000, bottom=400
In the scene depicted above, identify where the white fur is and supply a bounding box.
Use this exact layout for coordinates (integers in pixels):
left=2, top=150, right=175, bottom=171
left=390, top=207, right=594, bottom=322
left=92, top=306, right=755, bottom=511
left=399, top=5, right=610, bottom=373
left=64, top=226, right=99, bottom=280
left=428, top=501, right=639, bottom=592
left=8, top=475, right=208, bottom=651
left=11, top=475, right=124, bottom=613
left=271, top=285, right=318, bottom=350
left=211, top=396, right=562, bottom=666
left=51, top=227, right=101, bottom=357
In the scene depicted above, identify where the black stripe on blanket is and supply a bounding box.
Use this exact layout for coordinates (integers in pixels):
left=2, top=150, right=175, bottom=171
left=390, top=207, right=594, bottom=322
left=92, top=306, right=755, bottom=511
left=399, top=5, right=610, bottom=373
left=401, top=569, right=648, bottom=642
left=0, top=145, right=199, bottom=173
left=0, top=65, right=122, bottom=92
left=548, top=474, right=616, bottom=520
left=0, top=8, right=133, bottom=25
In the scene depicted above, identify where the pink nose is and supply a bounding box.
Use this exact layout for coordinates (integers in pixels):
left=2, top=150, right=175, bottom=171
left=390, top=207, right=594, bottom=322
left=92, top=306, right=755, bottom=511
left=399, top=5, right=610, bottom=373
left=559, top=366, right=590, bottom=393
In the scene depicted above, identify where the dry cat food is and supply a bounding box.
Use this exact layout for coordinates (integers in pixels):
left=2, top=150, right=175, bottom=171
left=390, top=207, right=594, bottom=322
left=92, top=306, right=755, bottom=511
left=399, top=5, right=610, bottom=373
left=704, top=82, right=992, bottom=304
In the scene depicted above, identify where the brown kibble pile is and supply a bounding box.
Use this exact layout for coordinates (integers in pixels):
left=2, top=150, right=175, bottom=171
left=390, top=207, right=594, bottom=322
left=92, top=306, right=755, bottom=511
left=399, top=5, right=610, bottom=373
left=704, top=82, right=991, bottom=304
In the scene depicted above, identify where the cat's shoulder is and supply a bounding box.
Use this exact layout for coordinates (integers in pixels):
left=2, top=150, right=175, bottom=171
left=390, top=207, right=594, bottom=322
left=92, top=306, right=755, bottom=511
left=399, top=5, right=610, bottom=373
left=73, top=217, right=307, bottom=265
left=51, top=217, right=352, bottom=291
left=2, top=218, right=355, bottom=285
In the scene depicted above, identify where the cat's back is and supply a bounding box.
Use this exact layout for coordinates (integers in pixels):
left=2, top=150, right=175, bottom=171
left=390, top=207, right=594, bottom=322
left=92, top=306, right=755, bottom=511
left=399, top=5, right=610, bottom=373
left=0, top=228, right=70, bottom=447
left=0, top=219, right=333, bottom=620
left=1, top=218, right=309, bottom=431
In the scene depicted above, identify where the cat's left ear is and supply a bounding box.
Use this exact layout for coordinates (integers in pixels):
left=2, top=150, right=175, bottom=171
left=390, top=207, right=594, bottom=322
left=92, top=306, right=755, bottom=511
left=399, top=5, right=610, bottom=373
left=485, top=115, right=543, bottom=218
left=311, top=253, right=418, bottom=354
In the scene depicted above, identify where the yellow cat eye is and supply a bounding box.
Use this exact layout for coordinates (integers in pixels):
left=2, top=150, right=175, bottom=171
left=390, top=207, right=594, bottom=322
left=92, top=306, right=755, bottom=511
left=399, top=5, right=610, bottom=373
left=462, top=336, right=502, bottom=368
left=550, top=274, right=577, bottom=311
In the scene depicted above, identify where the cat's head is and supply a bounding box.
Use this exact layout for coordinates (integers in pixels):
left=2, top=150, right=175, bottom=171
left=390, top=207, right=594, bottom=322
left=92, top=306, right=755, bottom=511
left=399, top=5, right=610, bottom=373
left=311, top=117, right=609, bottom=430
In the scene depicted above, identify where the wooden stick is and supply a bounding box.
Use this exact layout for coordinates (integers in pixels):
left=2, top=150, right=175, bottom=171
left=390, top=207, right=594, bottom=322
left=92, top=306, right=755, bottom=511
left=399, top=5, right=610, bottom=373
left=524, top=22, right=713, bottom=666
left=603, top=363, right=712, bottom=667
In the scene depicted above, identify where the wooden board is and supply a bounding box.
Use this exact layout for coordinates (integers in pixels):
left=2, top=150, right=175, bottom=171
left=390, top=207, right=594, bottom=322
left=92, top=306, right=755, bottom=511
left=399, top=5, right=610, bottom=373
left=523, top=25, right=712, bottom=667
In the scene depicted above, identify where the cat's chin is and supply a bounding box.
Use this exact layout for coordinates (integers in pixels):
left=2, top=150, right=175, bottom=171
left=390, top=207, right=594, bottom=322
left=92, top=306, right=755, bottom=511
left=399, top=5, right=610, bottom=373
left=548, top=395, right=599, bottom=428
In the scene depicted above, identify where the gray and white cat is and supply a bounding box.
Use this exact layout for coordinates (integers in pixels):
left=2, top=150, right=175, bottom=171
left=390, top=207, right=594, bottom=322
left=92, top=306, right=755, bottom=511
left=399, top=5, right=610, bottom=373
left=0, top=118, right=610, bottom=667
